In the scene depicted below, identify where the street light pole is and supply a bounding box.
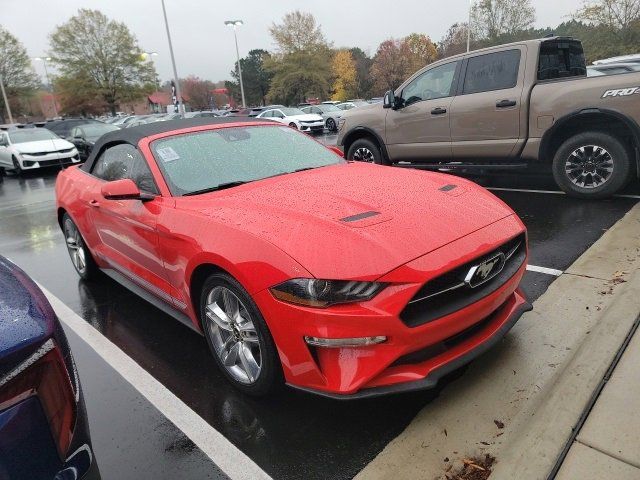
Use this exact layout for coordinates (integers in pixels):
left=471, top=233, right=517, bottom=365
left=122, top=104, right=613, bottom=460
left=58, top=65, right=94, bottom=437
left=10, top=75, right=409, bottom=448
left=34, top=57, right=58, bottom=117
left=467, top=0, right=472, bottom=52
left=161, top=0, right=184, bottom=114
left=225, top=20, right=246, bottom=108
left=0, top=74, right=13, bottom=124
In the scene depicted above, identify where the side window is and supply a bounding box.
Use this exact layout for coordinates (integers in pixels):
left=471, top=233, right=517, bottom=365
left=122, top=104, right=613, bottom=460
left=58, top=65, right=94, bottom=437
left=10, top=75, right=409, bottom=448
left=401, top=61, right=459, bottom=106
left=71, top=127, right=81, bottom=138
left=261, top=110, right=272, bottom=118
left=92, top=144, right=159, bottom=194
left=462, top=49, right=521, bottom=95
left=311, top=107, right=322, bottom=114
left=273, top=110, right=285, bottom=118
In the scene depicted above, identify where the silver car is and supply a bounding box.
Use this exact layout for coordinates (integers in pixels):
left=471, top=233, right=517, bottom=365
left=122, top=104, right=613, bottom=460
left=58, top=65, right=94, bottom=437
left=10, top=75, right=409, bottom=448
left=300, top=104, right=343, bottom=132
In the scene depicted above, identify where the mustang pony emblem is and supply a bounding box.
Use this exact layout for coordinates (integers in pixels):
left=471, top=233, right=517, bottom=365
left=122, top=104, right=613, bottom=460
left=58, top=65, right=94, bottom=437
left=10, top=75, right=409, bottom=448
left=465, top=253, right=507, bottom=288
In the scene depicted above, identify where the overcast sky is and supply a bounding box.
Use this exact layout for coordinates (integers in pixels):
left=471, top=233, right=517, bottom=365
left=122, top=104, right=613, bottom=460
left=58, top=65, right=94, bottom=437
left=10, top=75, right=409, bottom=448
left=5, top=0, right=583, bottom=84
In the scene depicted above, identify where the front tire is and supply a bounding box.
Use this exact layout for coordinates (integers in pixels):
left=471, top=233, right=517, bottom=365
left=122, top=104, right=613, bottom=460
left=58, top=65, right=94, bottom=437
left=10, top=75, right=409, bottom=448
left=200, top=273, right=282, bottom=396
left=12, top=157, right=22, bottom=176
left=552, top=131, right=632, bottom=199
left=347, top=138, right=389, bottom=165
left=63, top=213, right=98, bottom=280
left=326, top=117, right=336, bottom=132
left=288, top=122, right=298, bottom=130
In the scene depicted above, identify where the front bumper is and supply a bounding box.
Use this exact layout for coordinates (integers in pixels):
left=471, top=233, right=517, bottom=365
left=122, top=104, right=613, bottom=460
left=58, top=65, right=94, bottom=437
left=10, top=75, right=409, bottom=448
left=254, top=215, right=529, bottom=398
left=299, top=122, right=324, bottom=132
left=290, top=291, right=531, bottom=399
left=17, top=153, right=80, bottom=170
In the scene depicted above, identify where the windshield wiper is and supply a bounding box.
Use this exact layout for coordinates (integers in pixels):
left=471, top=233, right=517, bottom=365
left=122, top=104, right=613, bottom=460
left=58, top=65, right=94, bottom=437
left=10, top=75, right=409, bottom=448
left=183, top=181, right=248, bottom=196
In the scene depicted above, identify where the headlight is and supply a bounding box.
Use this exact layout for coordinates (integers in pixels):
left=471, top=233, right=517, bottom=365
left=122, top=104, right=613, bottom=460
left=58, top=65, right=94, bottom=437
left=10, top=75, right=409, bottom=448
left=270, top=278, right=386, bottom=308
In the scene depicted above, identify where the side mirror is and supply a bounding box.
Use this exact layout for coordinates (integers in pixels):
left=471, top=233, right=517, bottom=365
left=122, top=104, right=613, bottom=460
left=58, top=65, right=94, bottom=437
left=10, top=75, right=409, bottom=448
left=383, top=90, right=396, bottom=109
left=101, top=179, right=154, bottom=201
left=326, top=145, right=345, bottom=157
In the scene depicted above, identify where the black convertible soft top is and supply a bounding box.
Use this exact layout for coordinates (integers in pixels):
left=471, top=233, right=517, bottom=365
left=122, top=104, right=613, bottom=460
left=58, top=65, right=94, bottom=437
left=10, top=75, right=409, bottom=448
left=81, top=117, right=263, bottom=172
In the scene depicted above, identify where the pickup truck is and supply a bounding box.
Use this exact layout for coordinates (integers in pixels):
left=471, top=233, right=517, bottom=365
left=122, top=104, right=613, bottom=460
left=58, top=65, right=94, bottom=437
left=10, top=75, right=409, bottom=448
left=336, top=37, right=640, bottom=198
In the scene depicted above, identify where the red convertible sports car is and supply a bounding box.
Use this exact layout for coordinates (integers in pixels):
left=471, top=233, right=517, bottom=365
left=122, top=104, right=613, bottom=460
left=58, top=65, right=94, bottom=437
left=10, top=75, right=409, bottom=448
left=56, top=118, right=531, bottom=398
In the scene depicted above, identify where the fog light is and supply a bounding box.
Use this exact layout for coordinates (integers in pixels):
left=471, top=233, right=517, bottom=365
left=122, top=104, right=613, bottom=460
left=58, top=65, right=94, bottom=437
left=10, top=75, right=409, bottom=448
left=304, top=336, right=386, bottom=348
left=22, top=160, right=35, bottom=167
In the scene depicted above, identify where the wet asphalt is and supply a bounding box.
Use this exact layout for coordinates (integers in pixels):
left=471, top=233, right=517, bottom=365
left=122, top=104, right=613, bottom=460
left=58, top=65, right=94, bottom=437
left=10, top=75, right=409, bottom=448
left=0, top=133, right=638, bottom=480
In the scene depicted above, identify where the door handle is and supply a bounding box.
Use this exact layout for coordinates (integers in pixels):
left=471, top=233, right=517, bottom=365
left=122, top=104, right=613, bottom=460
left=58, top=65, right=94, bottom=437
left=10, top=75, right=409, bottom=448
left=89, top=199, right=100, bottom=208
left=496, top=99, right=517, bottom=108
left=431, top=107, right=447, bottom=115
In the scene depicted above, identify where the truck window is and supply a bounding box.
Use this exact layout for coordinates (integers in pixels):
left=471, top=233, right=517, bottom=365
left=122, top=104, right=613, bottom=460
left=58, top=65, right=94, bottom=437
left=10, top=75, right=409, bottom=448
left=400, top=61, right=459, bottom=106
left=538, top=40, right=586, bottom=81
left=462, top=49, right=521, bottom=95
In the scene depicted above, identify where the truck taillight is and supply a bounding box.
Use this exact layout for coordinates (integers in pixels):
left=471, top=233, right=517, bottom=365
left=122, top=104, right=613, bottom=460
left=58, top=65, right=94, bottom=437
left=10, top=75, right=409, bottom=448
left=0, top=339, right=76, bottom=458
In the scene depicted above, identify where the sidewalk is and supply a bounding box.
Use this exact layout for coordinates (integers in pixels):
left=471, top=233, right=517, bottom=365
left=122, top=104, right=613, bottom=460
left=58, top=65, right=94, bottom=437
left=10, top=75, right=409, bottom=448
left=556, top=316, right=640, bottom=480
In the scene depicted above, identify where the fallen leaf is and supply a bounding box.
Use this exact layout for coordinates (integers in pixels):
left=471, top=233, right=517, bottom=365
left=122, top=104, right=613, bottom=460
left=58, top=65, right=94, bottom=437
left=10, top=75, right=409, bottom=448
left=494, top=420, right=505, bottom=429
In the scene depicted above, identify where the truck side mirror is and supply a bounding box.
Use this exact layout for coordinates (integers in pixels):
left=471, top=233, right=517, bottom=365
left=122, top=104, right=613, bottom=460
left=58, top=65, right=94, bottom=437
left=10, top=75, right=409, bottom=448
left=383, top=90, right=396, bottom=109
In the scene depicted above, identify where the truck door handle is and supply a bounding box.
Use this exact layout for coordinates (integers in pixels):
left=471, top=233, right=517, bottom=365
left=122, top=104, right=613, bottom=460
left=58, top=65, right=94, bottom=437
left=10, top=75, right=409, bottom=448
left=89, top=199, right=100, bottom=208
left=496, top=99, right=517, bottom=108
left=431, top=107, right=447, bottom=115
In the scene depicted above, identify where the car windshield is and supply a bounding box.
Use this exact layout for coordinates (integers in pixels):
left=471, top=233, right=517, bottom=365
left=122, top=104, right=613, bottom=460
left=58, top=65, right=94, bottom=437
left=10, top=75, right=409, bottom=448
left=81, top=124, right=119, bottom=140
left=319, top=104, right=340, bottom=112
left=151, top=125, right=344, bottom=196
left=280, top=108, right=305, bottom=116
left=9, top=129, right=58, bottom=144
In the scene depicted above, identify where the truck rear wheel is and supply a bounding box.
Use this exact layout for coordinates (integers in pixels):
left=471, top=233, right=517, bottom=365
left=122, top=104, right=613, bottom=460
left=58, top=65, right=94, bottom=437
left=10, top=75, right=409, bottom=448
left=552, top=131, right=632, bottom=199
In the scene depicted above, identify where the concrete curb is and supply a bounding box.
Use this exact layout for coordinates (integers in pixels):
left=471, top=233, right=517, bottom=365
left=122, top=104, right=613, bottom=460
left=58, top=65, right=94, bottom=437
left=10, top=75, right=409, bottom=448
left=356, top=203, right=640, bottom=480
left=491, top=268, right=640, bottom=479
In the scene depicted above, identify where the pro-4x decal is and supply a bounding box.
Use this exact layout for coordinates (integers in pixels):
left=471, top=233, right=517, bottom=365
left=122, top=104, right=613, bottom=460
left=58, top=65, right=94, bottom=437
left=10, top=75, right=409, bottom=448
left=602, top=87, right=640, bottom=98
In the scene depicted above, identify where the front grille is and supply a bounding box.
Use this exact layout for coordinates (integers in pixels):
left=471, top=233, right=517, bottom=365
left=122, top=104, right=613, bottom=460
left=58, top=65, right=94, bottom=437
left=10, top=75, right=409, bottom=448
left=400, top=233, right=526, bottom=327
left=37, top=158, right=76, bottom=167
left=300, top=120, right=320, bottom=124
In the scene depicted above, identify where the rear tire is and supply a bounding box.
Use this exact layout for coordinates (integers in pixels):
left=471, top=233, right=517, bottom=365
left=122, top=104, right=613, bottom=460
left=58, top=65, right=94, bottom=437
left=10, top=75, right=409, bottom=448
left=62, top=213, right=98, bottom=280
left=552, top=131, right=632, bottom=199
left=347, top=138, right=390, bottom=166
left=200, top=273, right=283, bottom=396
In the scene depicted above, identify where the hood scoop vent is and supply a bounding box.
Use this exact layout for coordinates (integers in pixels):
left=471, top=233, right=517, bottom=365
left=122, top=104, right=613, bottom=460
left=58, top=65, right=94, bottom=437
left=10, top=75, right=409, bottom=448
left=340, top=211, right=381, bottom=222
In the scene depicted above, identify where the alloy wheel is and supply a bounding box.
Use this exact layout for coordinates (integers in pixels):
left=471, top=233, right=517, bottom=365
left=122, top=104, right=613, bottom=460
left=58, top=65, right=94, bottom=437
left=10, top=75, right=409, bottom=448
left=205, top=286, right=262, bottom=384
left=326, top=118, right=336, bottom=131
left=565, top=145, right=614, bottom=189
left=64, top=219, right=87, bottom=275
left=352, top=147, right=375, bottom=162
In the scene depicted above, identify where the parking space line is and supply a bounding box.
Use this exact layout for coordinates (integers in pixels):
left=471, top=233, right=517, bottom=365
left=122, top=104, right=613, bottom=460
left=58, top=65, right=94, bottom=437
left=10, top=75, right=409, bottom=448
left=39, top=285, right=272, bottom=480
left=527, top=265, right=563, bottom=276
left=486, top=187, right=640, bottom=200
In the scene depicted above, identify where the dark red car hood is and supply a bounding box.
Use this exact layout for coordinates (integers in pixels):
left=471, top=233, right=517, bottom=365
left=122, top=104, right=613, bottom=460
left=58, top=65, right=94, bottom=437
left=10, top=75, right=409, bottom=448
left=177, top=163, right=515, bottom=279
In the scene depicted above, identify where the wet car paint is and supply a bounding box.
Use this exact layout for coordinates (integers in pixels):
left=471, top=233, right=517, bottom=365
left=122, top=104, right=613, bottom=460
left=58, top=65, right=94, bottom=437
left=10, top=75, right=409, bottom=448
left=0, top=165, right=637, bottom=480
